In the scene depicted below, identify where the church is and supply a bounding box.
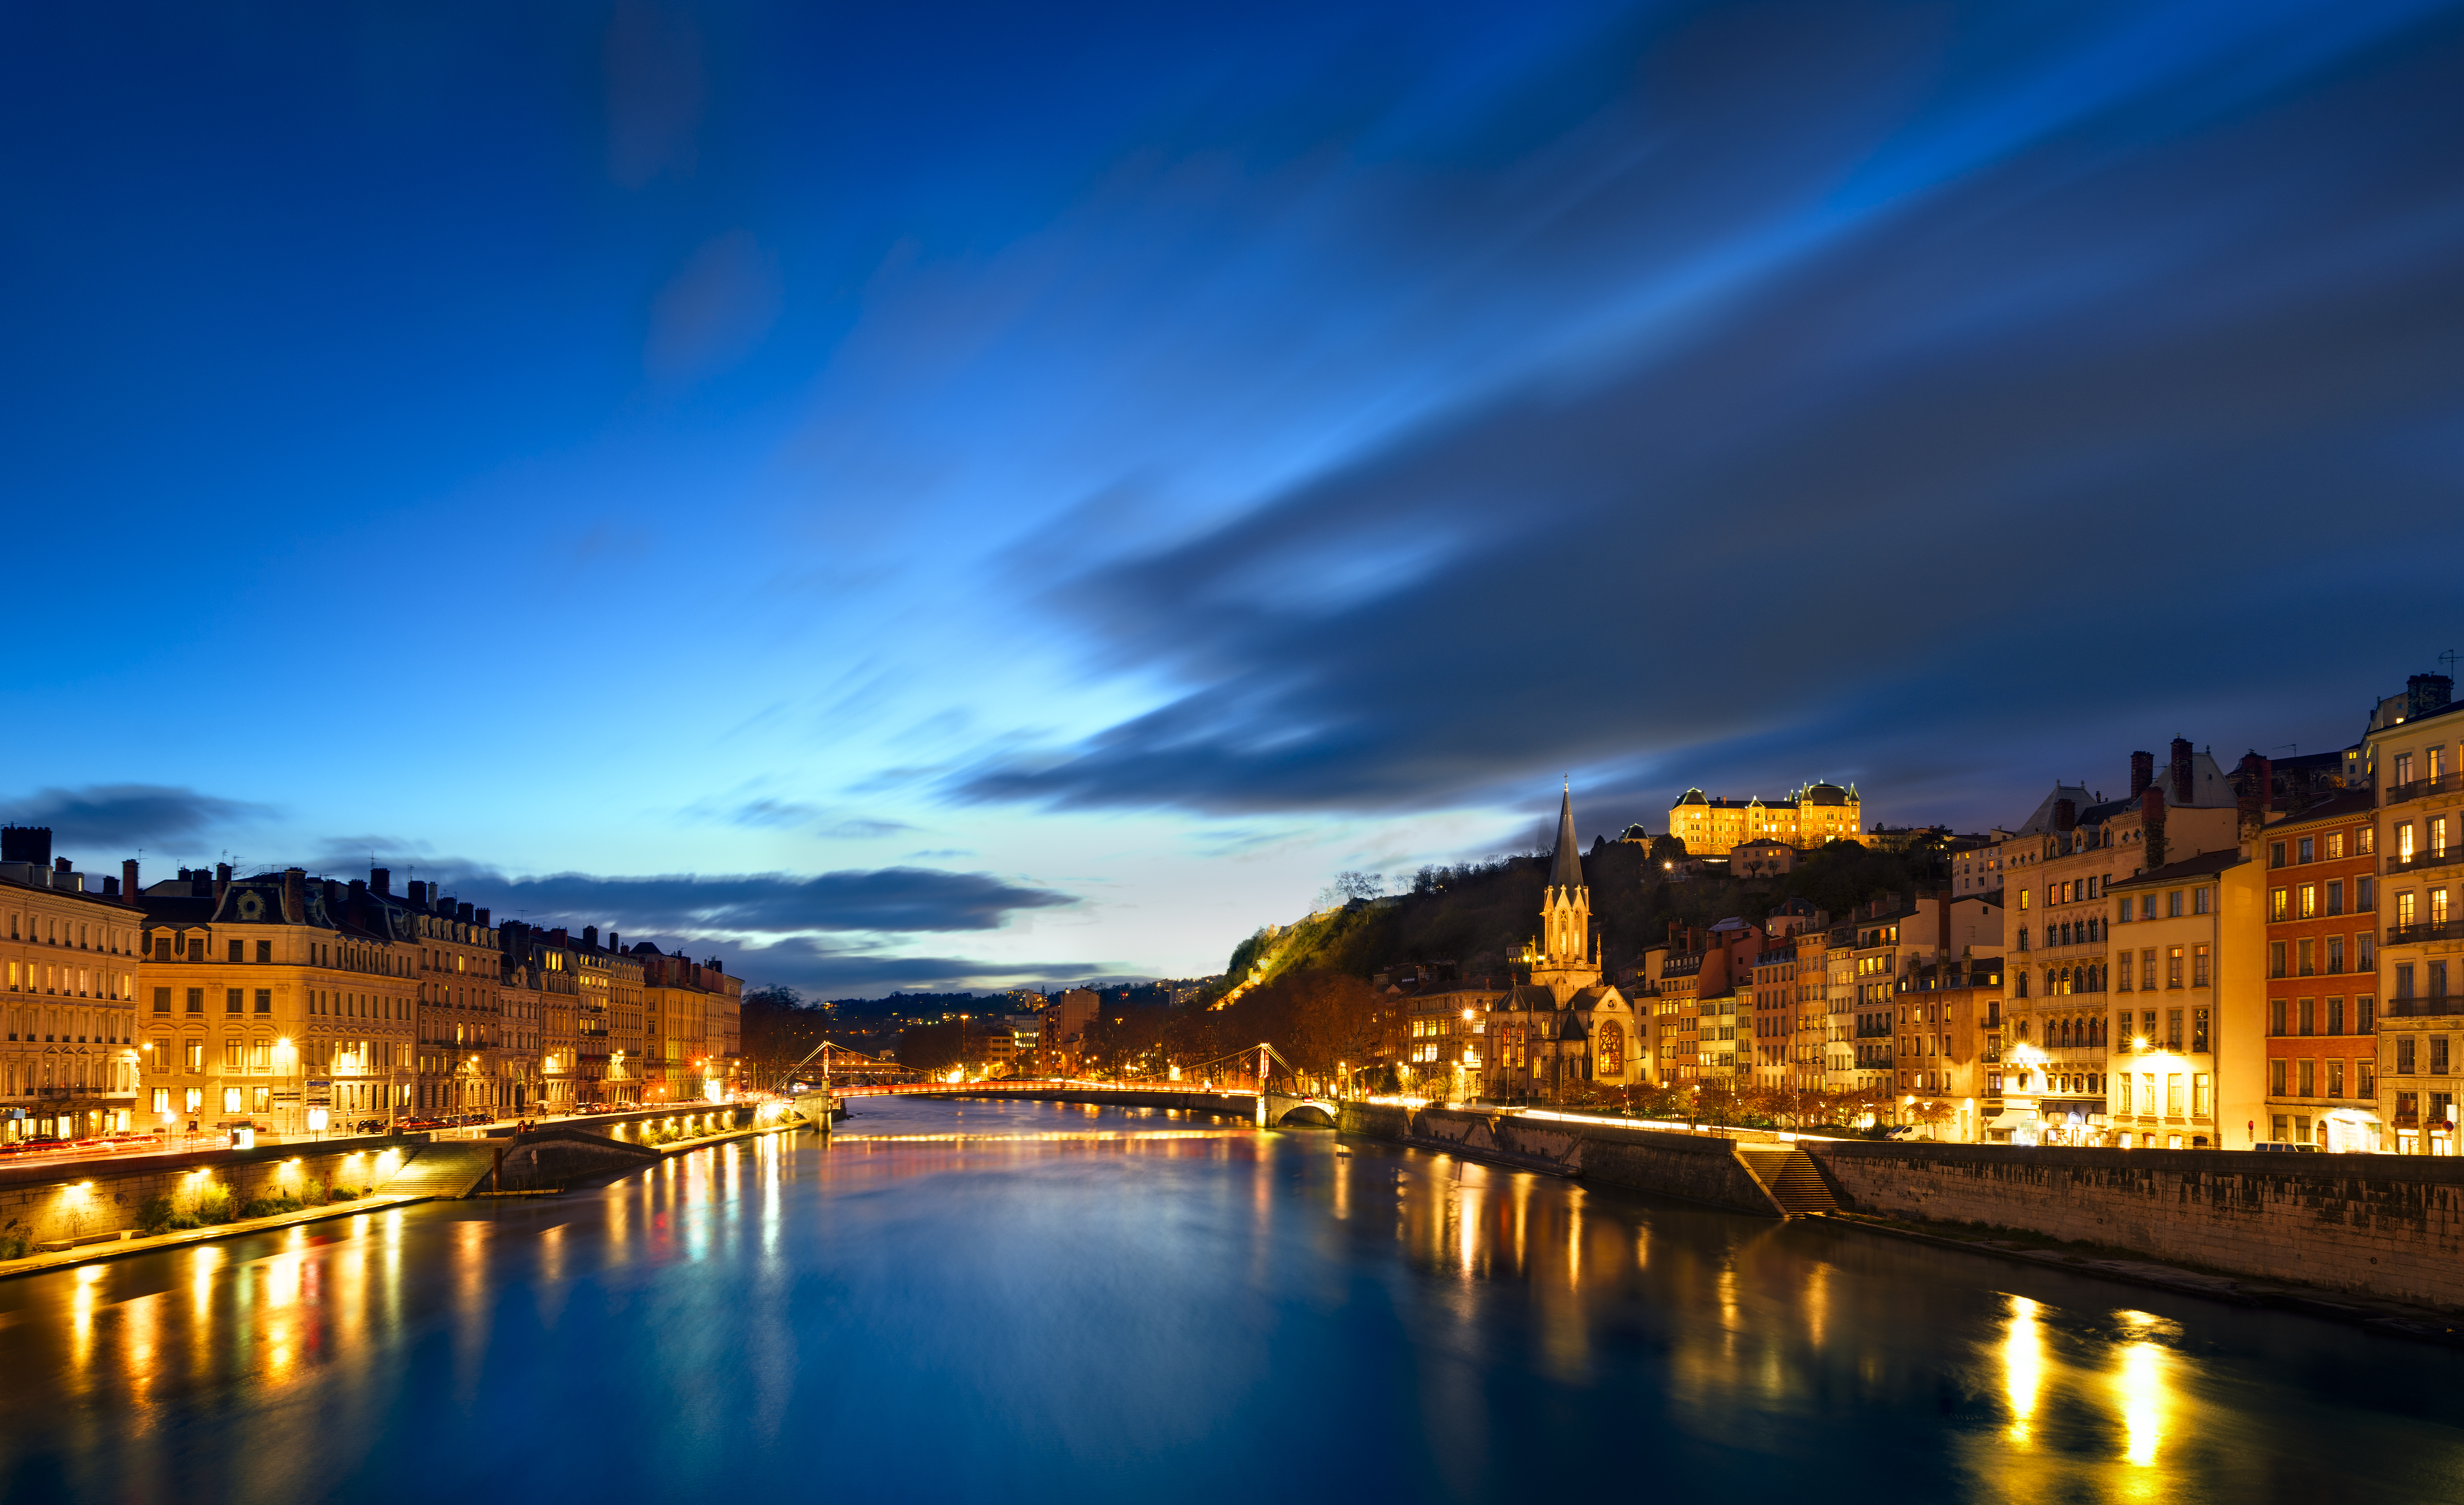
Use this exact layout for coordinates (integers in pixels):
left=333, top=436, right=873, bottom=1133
left=1485, top=786, right=1642, bottom=1101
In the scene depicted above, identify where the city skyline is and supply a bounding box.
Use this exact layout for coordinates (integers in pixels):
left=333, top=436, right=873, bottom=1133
left=8, top=0, right=2462, bottom=995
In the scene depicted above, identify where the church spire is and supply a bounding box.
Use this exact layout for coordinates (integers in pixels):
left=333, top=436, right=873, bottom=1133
left=1549, top=782, right=1585, bottom=892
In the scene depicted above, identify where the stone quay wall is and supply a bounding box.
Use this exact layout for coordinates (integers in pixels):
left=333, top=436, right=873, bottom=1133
left=0, top=1137, right=426, bottom=1249
left=1344, top=1104, right=1781, bottom=1216
left=494, top=1129, right=660, bottom=1191
left=1805, top=1140, right=2464, bottom=1311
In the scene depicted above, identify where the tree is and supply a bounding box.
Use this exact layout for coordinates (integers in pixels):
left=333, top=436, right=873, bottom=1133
left=1909, top=1096, right=1960, bottom=1139
left=895, top=1021, right=966, bottom=1077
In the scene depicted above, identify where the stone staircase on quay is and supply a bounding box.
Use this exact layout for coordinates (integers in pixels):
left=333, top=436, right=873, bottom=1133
left=1737, top=1147, right=1841, bottom=1217
left=377, top=1142, right=506, bottom=1200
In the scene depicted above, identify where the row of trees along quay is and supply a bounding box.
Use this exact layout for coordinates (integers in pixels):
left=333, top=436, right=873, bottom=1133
left=729, top=831, right=1965, bottom=1131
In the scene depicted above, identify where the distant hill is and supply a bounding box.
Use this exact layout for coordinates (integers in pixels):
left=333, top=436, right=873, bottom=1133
left=1222, top=837, right=1946, bottom=988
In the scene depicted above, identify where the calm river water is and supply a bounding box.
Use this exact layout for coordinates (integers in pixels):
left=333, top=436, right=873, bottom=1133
left=1, top=1098, right=2460, bottom=1502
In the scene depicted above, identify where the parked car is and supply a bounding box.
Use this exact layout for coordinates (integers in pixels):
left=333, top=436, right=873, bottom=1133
left=2253, top=1140, right=2322, bottom=1153
left=399, top=1115, right=447, bottom=1131
left=352, top=1117, right=390, bottom=1135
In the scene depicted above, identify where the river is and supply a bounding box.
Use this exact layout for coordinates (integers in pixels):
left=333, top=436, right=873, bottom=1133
left=0, top=1097, right=2458, bottom=1502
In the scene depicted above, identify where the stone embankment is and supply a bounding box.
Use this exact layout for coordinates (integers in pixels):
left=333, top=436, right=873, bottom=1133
left=1339, top=1103, right=2464, bottom=1314
left=1803, top=1139, right=2464, bottom=1312
left=1341, top=1102, right=1789, bottom=1216
left=0, top=1105, right=769, bottom=1266
left=0, top=1135, right=428, bottom=1254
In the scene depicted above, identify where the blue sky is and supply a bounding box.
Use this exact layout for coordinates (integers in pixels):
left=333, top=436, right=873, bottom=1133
left=6, top=0, right=2462, bottom=995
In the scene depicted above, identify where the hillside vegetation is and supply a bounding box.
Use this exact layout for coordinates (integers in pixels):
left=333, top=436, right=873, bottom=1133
left=1225, top=836, right=1947, bottom=991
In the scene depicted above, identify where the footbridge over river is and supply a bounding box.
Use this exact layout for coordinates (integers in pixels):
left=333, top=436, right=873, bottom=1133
left=838, top=1079, right=1340, bottom=1128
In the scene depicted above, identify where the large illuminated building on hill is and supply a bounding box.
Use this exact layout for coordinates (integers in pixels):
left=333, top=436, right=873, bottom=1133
left=1669, top=782, right=1862, bottom=855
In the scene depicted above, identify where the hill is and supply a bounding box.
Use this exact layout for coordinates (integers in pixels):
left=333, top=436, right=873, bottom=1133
left=1222, top=836, right=1948, bottom=992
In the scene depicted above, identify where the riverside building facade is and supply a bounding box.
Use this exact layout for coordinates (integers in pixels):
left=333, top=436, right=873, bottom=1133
left=2103, top=851, right=2267, bottom=1150
left=2368, top=678, right=2464, bottom=1153
left=2259, top=792, right=2379, bottom=1150
left=137, top=865, right=417, bottom=1136
left=1, top=828, right=144, bottom=1140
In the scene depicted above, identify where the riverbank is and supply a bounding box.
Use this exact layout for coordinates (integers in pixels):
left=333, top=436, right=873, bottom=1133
left=0, top=1189, right=432, bottom=1282
left=1338, top=1098, right=2464, bottom=1342
left=1820, top=1210, right=2464, bottom=1348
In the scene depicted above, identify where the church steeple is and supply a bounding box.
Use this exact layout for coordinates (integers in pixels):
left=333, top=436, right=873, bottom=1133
left=1549, top=781, right=1585, bottom=893
left=1532, top=783, right=1598, bottom=996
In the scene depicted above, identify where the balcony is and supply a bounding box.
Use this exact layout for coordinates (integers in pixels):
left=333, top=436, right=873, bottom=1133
left=2385, top=996, right=2464, bottom=1019
left=2385, top=774, right=2460, bottom=805
left=2388, top=921, right=2464, bottom=946
left=2389, top=848, right=2464, bottom=877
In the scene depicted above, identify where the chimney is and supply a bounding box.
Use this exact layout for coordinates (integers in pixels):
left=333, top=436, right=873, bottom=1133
left=123, top=858, right=139, bottom=899
left=2410, top=673, right=2454, bottom=718
left=2129, top=751, right=2155, bottom=800
left=2141, top=787, right=2168, bottom=869
left=284, top=868, right=306, bottom=924
left=583, top=925, right=598, bottom=948
left=474, top=908, right=489, bottom=929
left=2169, top=737, right=2194, bottom=806
left=324, top=880, right=342, bottom=912
left=2234, top=751, right=2268, bottom=826
left=102, top=876, right=120, bottom=897
left=609, top=931, right=620, bottom=952
left=215, top=862, right=232, bottom=910
left=1, top=827, right=53, bottom=867
left=349, top=878, right=367, bottom=906
left=550, top=927, right=569, bottom=948
left=457, top=902, right=474, bottom=924
left=371, top=867, right=390, bottom=896
left=408, top=880, right=427, bottom=906
left=2053, top=799, right=2076, bottom=833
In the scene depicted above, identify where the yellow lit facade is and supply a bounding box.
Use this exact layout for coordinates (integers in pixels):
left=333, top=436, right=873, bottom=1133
left=1669, top=783, right=1861, bottom=856
left=0, top=831, right=144, bottom=1139
left=135, top=864, right=415, bottom=1136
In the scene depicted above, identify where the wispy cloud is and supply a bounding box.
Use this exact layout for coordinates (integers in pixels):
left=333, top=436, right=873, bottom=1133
left=949, top=0, right=2464, bottom=828
left=418, top=865, right=1076, bottom=937
left=713, top=935, right=1124, bottom=997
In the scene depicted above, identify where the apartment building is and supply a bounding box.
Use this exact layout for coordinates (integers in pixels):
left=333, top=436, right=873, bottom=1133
left=137, top=864, right=417, bottom=1136
left=2368, top=676, right=2464, bottom=1153
left=398, top=879, right=519, bottom=1117
left=0, top=828, right=145, bottom=1141
left=501, top=923, right=582, bottom=1114
left=1823, top=923, right=1859, bottom=1089
left=2258, top=792, right=2379, bottom=1149
left=1901, top=953, right=2004, bottom=1142
left=635, top=945, right=742, bottom=1101
left=561, top=927, right=646, bottom=1107
left=2102, top=851, right=2267, bottom=1150
left=1949, top=831, right=2012, bottom=896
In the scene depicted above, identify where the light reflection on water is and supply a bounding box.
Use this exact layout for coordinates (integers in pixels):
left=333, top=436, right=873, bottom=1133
left=0, top=1097, right=2455, bottom=1503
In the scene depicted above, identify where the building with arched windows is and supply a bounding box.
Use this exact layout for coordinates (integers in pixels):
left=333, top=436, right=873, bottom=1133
left=1484, top=787, right=1639, bottom=1103
left=1668, top=782, right=1861, bottom=856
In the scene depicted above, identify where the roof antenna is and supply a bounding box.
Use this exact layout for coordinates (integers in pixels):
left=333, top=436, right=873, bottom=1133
left=2441, top=648, right=2459, bottom=675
